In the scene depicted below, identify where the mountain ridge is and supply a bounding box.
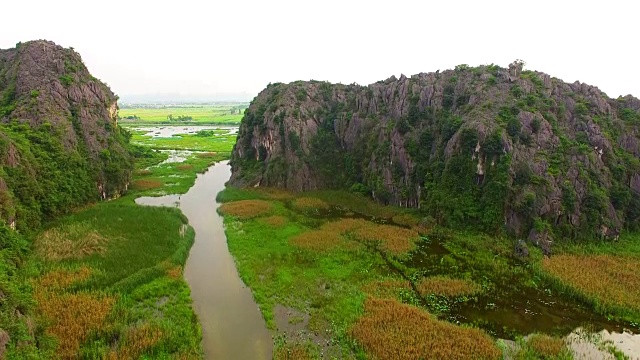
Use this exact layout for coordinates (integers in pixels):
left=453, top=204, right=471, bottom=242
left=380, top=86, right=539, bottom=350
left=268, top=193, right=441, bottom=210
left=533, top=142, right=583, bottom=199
left=229, top=61, right=640, bottom=242
left=0, top=39, right=132, bottom=231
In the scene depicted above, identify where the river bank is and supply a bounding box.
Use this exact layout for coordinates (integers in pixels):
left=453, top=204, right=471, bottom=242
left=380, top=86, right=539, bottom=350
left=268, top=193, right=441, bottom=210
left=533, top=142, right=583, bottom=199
left=136, top=161, right=272, bottom=359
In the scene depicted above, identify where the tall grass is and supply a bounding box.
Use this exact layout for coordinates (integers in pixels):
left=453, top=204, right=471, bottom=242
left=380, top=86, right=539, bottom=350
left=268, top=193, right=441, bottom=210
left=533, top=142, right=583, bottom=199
left=219, top=200, right=273, bottom=219
left=513, top=334, right=573, bottom=360
left=353, top=224, right=419, bottom=255
left=106, top=323, right=164, bottom=360
left=31, top=196, right=202, bottom=358
left=290, top=230, right=344, bottom=251
left=350, top=297, right=501, bottom=360
left=131, top=179, right=163, bottom=190
left=291, top=197, right=329, bottom=212
left=35, top=222, right=108, bottom=260
left=362, top=279, right=411, bottom=299
left=273, top=343, right=316, bottom=360
left=33, top=268, right=115, bottom=359
left=542, top=254, right=640, bottom=320
left=261, top=215, right=289, bottom=227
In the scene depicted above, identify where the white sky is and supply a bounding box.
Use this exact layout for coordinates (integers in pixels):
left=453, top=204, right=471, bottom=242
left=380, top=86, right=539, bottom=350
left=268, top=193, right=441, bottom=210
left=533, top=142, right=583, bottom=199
left=1, top=0, right=638, bottom=101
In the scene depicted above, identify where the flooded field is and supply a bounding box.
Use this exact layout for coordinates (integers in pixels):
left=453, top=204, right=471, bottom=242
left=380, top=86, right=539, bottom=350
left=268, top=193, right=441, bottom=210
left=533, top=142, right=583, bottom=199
left=128, top=125, right=238, bottom=137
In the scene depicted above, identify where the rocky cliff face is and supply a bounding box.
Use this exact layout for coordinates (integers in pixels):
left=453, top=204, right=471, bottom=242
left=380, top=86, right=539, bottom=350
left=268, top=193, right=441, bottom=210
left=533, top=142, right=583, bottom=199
left=0, top=40, right=132, bottom=231
left=230, top=62, right=640, bottom=240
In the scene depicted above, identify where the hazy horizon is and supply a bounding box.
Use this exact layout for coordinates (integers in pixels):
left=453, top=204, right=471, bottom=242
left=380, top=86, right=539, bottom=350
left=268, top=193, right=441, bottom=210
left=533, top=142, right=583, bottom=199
left=1, top=0, right=638, bottom=101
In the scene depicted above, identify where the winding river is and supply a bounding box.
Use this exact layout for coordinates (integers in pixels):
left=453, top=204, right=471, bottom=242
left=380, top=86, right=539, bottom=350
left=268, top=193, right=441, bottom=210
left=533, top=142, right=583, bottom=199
left=135, top=161, right=272, bottom=359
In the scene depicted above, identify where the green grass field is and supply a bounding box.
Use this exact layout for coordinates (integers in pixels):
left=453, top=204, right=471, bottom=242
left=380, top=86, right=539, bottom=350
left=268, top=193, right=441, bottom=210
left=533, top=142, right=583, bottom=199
left=131, top=131, right=237, bottom=153
left=119, top=104, right=246, bottom=124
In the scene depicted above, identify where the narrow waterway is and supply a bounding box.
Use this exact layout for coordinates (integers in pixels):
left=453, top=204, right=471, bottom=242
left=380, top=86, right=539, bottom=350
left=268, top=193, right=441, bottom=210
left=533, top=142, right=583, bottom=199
left=135, top=161, right=272, bottom=359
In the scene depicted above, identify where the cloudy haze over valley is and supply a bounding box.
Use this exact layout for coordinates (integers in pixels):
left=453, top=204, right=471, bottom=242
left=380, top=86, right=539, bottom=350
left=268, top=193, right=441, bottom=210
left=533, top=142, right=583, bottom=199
left=1, top=0, right=638, bottom=100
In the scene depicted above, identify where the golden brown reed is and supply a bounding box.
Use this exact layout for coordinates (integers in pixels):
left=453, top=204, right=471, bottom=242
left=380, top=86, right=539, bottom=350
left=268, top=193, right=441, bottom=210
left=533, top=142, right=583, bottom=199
left=274, top=344, right=314, bottom=360
left=353, top=224, right=419, bottom=255
left=362, top=280, right=411, bottom=299
left=35, top=223, right=108, bottom=261
left=197, top=152, right=218, bottom=158
left=290, top=230, right=343, bottom=251
left=131, top=179, right=163, bottom=190
left=542, top=254, right=640, bottom=312
left=253, top=187, right=295, bottom=200
left=350, top=297, right=501, bottom=360
left=320, top=218, right=370, bottom=234
left=291, top=197, right=330, bottom=212
left=166, top=265, right=183, bottom=280
left=219, top=200, right=273, bottom=219
left=106, top=323, right=164, bottom=360
left=525, top=334, right=567, bottom=359
left=176, top=164, right=194, bottom=170
left=34, top=268, right=114, bottom=359
left=392, top=213, right=420, bottom=227
left=417, top=276, right=481, bottom=297
left=262, top=215, right=289, bottom=227
left=37, top=266, right=92, bottom=289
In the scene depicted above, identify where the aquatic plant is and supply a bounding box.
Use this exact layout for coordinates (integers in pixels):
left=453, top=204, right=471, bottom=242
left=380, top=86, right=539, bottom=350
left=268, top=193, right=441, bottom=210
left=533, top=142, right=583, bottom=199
left=416, top=276, right=481, bottom=297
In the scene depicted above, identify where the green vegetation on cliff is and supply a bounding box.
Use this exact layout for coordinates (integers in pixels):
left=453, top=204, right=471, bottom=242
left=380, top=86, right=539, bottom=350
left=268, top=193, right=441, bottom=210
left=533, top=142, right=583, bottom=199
left=230, top=62, right=640, bottom=243
left=0, top=40, right=136, bottom=357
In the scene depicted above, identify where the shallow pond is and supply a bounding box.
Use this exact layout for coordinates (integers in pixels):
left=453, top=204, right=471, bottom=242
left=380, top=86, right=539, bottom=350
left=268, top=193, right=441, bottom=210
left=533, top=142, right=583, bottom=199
left=156, top=149, right=198, bottom=165
left=403, top=240, right=635, bottom=338
left=136, top=161, right=272, bottom=359
left=130, top=125, right=238, bottom=137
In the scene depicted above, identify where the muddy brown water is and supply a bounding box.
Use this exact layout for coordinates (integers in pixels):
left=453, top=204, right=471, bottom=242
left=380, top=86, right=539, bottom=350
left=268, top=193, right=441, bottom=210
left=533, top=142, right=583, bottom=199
left=135, top=161, right=272, bottom=359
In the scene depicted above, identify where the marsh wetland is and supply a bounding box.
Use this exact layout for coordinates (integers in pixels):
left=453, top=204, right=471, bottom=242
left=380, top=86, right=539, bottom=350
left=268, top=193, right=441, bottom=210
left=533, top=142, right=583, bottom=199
left=25, top=124, right=640, bottom=359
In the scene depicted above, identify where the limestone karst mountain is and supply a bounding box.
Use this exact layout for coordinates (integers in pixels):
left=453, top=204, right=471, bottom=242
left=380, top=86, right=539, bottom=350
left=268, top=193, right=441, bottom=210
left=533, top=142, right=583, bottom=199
left=230, top=61, right=640, bottom=242
left=0, top=40, right=132, bottom=231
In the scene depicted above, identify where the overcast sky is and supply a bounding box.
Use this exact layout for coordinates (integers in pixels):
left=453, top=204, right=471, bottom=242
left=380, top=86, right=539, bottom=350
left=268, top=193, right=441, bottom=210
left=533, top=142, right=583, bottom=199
left=1, top=0, right=637, bottom=101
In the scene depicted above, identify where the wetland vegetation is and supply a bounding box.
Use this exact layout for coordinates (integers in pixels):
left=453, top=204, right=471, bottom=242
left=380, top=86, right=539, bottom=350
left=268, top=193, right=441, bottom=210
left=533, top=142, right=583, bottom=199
left=4, top=40, right=639, bottom=360
left=4, top=121, right=639, bottom=359
left=216, top=185, right=640, bottom=359
left=118, top=103, right=248, bottom=125
left=3, top=120, right=228, bottom=358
